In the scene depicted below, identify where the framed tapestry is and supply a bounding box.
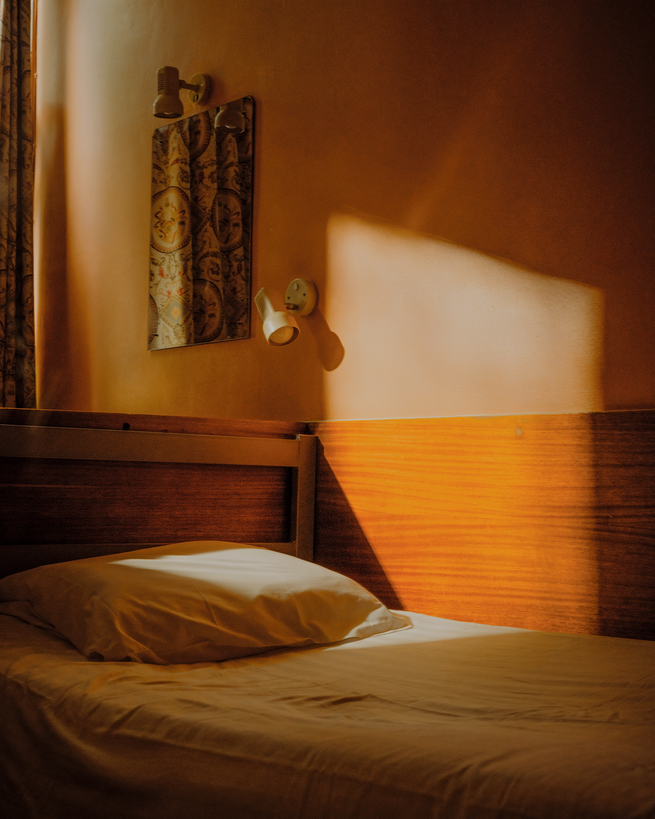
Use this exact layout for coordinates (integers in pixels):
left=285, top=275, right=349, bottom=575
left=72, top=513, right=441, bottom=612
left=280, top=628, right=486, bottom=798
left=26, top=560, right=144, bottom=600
left=148, top=96, right=254, bottom=349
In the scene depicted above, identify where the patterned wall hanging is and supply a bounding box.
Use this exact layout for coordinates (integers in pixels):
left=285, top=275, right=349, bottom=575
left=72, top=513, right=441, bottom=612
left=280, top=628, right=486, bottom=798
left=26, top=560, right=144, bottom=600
left=148, top=96, right=253, bottom=350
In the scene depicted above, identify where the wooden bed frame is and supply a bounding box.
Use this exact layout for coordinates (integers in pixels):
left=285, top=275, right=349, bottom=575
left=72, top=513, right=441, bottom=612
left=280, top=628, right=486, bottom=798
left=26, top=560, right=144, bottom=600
left=0, top=409, right=316, bottom=578
left=2, top=407, right=653, bottom=641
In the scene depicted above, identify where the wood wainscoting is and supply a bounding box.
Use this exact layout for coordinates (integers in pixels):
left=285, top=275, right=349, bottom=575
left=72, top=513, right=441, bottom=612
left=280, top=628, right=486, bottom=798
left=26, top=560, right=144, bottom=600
left=310, top=411, right=655, bottom=640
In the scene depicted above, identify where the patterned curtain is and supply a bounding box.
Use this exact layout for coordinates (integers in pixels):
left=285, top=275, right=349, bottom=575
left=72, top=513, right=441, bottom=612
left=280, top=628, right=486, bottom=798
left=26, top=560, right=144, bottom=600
left=149, top=97, right=253, bottom=350
left=0, top=0, right=34, bottom=407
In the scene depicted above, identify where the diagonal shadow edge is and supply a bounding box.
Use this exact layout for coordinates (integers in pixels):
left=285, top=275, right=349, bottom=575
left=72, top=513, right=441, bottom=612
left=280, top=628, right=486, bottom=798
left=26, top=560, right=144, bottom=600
left=312, top=442, right=404, bottom=611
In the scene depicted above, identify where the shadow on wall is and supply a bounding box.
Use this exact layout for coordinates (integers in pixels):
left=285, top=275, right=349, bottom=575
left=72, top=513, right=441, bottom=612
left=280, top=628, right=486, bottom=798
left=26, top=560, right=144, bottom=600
left=300, top=308, right=345, bottom=373
left=322, top=213, right=605, bottom=420
left=313, top=441, right=404, bottom=611
left=590, top=411, right=655, bottom=639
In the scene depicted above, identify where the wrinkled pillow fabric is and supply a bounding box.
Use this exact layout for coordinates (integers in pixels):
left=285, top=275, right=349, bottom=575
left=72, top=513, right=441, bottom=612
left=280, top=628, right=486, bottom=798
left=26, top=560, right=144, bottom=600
left=0, top=542, right=408, bottom=664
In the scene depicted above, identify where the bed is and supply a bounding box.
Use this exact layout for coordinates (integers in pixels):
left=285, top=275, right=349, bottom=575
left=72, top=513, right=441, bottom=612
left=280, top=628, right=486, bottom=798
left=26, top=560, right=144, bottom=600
left=1, top=409, right=654, bottom=819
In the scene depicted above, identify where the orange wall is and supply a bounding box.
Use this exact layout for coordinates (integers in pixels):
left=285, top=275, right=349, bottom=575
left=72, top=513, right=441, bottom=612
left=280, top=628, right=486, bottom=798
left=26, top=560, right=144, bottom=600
left=35, top=0, right=655, bottom=420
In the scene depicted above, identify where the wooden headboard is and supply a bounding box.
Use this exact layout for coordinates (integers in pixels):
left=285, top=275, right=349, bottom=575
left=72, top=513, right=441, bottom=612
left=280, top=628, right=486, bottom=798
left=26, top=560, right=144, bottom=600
left=311, top=410, right=655, bottom=641
left=0, top=410, right=316, bottom=578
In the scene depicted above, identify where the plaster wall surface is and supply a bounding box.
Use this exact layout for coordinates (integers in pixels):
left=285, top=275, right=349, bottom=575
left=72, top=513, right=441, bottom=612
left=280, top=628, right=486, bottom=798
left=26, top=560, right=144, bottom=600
left=35, top=0, right=654, bottom=420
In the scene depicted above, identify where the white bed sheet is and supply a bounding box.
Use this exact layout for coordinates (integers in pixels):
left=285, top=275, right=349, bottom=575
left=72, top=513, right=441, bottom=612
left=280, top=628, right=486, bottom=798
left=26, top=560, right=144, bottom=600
left=1, top=610, right=654, bottom=819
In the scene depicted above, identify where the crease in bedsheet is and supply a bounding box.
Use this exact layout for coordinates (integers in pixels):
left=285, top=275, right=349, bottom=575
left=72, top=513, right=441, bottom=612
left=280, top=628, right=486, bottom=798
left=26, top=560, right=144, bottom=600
left=2, top=612, right=655, bottom=819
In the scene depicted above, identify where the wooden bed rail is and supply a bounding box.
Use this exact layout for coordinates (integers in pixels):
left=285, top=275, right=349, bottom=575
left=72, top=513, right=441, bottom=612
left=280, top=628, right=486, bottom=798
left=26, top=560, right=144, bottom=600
left=0, top=424, right=308, bottom=468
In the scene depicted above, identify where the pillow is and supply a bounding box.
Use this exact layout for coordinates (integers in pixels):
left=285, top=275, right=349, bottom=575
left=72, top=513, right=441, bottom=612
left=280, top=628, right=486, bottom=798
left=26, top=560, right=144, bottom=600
left=0, top=542, right=408, bottom=664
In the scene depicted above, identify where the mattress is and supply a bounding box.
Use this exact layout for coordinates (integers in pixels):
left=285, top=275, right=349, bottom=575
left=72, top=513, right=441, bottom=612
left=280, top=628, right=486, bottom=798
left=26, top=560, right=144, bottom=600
left=1, top=610, right=654, bottom=819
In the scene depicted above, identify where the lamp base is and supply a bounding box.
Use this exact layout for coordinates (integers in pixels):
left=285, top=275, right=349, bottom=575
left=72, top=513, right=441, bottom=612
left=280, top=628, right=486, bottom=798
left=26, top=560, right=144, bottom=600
left=285, top=279, right=317, bottom=316
left=187, top=74, right=212, bottom=105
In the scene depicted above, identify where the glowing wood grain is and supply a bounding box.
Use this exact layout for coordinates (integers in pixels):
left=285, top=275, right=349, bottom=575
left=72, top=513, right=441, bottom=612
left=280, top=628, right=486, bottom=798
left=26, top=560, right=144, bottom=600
left=311, top=412, right=655, bottom=640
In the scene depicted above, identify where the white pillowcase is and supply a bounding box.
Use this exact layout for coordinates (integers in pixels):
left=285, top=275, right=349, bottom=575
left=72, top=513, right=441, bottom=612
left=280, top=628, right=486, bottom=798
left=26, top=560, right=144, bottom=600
left=0, top=541, right=408, bottom=664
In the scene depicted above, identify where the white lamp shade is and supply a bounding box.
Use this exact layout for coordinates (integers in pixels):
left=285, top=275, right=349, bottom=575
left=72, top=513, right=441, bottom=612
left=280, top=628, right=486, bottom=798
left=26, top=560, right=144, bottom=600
left=255, top=288, right=299, bottom=346
left=264, top=314, right=299, bottom=346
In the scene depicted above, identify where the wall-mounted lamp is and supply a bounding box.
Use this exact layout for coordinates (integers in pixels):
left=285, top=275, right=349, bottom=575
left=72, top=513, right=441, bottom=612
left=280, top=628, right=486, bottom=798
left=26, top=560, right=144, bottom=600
left=255, top=279, right=318, bottom=346
left=154, top=66, right=211, bottom=119
left=215, top=99, right=246, bottom=134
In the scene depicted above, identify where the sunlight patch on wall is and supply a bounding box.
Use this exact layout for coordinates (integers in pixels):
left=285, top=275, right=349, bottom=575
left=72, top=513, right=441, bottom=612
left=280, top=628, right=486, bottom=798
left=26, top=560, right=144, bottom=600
left=315, top=414, right=601, bottom=635
left=324, top=213, right=604, bottom=420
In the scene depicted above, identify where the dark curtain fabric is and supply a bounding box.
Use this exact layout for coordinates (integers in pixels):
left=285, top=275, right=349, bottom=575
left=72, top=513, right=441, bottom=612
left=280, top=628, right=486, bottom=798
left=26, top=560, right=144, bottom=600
left=0, top=0, right=34, bottom=407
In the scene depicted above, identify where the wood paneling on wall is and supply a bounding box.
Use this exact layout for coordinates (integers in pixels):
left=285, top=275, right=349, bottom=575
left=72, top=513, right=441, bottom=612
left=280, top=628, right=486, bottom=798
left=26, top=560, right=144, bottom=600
left=310, top=411, right=655, bottom=640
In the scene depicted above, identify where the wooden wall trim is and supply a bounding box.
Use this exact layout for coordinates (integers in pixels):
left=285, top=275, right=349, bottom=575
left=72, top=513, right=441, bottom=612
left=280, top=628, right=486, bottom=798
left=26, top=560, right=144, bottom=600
left=310, top=411, right=655, bottom=640
left=0, top=409, right=308, bottom=439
